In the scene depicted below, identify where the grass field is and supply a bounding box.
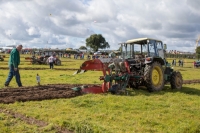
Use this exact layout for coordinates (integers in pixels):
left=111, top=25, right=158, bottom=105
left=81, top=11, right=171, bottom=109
left=0, top=54, right=200, bottom=133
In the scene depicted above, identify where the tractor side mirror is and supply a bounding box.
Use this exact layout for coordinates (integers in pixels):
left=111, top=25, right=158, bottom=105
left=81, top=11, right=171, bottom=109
left=164, top=44, right=167, bottom=50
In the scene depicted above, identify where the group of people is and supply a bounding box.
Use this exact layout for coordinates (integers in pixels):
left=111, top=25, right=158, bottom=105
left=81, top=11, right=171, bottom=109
left=74, top=53, right=84, bottom=59
left=168, top=50, right=181, bottom=54
left=171, top=59, right=184, bottom=67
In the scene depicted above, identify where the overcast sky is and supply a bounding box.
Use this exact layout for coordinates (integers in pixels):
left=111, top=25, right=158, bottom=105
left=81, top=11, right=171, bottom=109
left=0, top=0, right=200, bottom=52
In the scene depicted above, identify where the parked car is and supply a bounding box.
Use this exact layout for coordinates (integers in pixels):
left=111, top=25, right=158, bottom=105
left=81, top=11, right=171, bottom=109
left=194, top=61, right=200, bottom=67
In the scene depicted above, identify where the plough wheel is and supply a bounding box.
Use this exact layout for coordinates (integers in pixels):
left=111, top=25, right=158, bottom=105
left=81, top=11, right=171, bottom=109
left=170, top=71, right=183, bottom=89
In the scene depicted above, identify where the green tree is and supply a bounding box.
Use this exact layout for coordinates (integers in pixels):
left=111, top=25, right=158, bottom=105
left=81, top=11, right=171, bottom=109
left=86, top=34, right=110, bottom=52
left=79, top=46, right=87, bottom=50
left=196, top=46, right=200, bottom=60
left=196, top=46, right=200, bottom=54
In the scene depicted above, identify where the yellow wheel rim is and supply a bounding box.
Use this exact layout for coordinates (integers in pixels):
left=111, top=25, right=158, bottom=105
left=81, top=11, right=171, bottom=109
left=152, top=66, right=163, bottom=86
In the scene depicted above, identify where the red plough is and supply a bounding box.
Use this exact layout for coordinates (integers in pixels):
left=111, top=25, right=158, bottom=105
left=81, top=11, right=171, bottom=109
left=74, top=58, right=114, bottom=94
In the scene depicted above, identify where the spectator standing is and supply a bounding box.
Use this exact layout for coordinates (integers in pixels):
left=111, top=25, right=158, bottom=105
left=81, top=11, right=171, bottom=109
left=87, top=55, right=91, bottom=60
left=174, top=59, right=176, bottom=66
left=48, top=55, right=56, bottom=69
left=172, top=59, right=174, bottom=66
left=181, top=60, right=184, bottom=67
left=82, top=53, right=84, bottom=59
left=4, top=44, right=23, bottom=87
left=178, top=60, right=181, bottom=66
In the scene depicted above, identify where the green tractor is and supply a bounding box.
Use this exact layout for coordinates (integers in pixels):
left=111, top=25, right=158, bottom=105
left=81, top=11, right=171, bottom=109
left=117, top=38, right=183, bottom=92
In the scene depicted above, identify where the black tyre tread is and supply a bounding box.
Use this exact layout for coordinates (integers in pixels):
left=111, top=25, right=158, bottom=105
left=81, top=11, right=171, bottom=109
left=144, top=62, right=165, bottom=92
left=170, top=71, right=183, bottom=89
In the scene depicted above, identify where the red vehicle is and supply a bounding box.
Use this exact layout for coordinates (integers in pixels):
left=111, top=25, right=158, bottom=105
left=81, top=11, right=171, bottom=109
left=194, top=61, right=200, bottom=67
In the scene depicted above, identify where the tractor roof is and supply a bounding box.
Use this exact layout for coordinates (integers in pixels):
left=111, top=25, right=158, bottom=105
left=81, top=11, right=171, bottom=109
left=125, top=38, right=162, bottom=44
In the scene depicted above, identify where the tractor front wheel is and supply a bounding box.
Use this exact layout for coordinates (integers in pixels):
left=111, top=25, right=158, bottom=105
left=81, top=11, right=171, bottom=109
left=170, top=71, right=183, bottom=89
left=144, top=62, right=164, bottom=92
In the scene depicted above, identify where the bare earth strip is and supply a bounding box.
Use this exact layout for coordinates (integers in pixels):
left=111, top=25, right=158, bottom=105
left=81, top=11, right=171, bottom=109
left=183, top=79, right=200, bottom=84
left=1, top=80, right=200, bottom=104
left=0, top=84, right=87, bottom=104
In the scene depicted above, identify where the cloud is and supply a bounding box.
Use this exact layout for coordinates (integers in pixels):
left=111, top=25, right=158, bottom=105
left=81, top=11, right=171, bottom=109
left=0, top=0, right=199, bottom=52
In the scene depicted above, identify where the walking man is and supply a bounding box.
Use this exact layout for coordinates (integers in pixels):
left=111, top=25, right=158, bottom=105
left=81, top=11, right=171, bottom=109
left=4, top=44, right=23, bottom=87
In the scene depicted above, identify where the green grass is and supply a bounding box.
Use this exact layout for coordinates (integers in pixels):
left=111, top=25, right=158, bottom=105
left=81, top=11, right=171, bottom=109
left=0, top=112, right=58, bottom=133
left=0, top=70, right=103, bottom=88
left=0, top=54, right=200, bottom=132
left=1, top=90, right=200, bottom=133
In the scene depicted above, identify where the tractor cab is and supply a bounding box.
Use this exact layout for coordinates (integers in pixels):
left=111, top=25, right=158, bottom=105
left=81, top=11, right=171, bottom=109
left=120, top=38, right=166, bottom=65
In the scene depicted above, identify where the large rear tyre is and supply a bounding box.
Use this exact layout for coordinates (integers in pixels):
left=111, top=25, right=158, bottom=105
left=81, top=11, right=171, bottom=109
left=170, top=71, right=183, bottom=89
left=144, top=62, right=164, bottom=92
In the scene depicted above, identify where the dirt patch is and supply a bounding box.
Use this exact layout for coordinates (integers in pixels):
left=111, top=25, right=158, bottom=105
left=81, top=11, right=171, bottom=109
left=0, top=84, right=96, bottom=104
left=183, top=79, right=200, bottom=84
left=1, top=79, right=200, bottom=104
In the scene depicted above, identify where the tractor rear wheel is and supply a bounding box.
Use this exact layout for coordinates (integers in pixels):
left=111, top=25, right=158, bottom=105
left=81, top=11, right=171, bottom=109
left=144, top=62, right=164, bottom=92
left=170, top=71, right=183, bottom=89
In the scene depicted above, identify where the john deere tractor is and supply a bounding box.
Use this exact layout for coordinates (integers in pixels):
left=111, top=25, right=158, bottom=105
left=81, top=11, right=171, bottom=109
left=118, top=38, right=183, bottom=92
left=75, top=38, right=183, bottom=93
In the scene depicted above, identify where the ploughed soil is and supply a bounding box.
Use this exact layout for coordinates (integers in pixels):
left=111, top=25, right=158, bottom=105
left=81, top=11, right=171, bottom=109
left=1, top=79, right=200, bottom=104
left=183, top=79, right=200, bottom=84
left=0, top=84, right=97, bottom=104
